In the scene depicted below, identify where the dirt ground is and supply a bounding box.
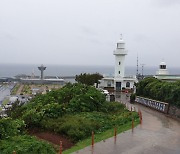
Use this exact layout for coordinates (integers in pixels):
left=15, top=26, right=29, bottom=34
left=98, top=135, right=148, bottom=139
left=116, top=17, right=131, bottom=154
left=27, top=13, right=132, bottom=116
left=28, top=128, right=75, bottom=151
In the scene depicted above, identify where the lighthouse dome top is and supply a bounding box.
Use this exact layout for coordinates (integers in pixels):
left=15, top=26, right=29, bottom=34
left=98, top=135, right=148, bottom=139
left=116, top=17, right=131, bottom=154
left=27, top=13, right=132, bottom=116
left=117, top=35, right=125, bottom=44
left=117, top=38, right=125, bottom=43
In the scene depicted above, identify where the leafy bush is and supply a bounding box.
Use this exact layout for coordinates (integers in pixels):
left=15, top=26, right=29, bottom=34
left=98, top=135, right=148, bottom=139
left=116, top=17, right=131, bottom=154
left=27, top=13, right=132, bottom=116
left=40, top=110, right=137, bottom=142
left=22, top=109, right=44, bottom=127
left=6, top=83, right=139, bottom=145
left=104, top=102, right=125, bottom=113
left=0, top=118, right=25, bottom=140
left=130, top=94, right=136, bottom=103
left=136, top=77, right=180, bottom=107
left=41, top=115, right=101, bottom=141
left=0, top=135, right=56, bottom=154
left=75, top=73, right=103, bottom=86
left=17, top=83, right=106, bottom=127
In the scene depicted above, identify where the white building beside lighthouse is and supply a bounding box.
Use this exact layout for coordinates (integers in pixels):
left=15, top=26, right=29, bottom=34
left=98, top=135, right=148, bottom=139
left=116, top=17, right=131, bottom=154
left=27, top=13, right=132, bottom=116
left=156, top=61, right=169, bottom=75
left=154, top=61, right=180, bottom=81
left=100, top=36, right=137, bottom=91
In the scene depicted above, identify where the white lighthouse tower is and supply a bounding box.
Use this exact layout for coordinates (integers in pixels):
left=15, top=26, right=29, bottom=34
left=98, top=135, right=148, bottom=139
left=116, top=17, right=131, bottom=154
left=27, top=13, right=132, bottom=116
left=99, top=35, right=137, bottom=91
left=113, top=35, right=128, bottom=78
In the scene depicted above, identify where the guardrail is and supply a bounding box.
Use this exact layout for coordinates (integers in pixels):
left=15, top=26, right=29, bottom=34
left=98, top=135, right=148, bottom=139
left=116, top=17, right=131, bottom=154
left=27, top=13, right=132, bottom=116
left=135, top=96, right=169, bottom=114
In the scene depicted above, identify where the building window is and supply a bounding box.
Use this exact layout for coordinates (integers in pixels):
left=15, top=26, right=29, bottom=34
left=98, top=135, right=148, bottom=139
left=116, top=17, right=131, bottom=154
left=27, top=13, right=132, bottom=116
left=126, top=82, right=130, bottom=88
left=107, top=81, right=111, bottom=87
left=119, top=71, right=120, bottom=74
left=160, top=65, right=166, bottom=69
left=119, top=61, right=121, bottom=65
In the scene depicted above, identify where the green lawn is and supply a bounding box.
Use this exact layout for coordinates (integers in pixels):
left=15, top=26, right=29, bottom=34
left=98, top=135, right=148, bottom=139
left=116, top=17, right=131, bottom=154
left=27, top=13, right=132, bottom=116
left=64, top=118, right=139, bottom=154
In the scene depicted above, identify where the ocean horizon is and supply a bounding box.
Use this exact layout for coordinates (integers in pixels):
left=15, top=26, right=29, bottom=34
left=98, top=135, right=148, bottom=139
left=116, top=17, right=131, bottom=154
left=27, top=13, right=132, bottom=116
left=0, top=64, right=180, bottom=78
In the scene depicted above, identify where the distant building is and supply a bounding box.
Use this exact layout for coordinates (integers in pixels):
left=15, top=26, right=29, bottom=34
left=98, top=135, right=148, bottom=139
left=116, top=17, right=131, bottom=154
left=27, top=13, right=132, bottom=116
left=156, top=61, right=169, bottom=75
left=19, top=65, right=65, bottom=85
left=100, top=36, right=137, bottom=91
left=154, top=61, right=180, bottom=81
left=20, top=78, right=65, bottom=85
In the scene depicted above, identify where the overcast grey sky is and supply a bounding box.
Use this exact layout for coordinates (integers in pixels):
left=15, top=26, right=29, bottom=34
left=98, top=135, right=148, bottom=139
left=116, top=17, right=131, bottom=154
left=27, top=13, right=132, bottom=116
left=0, top=0, right=180, bottom=67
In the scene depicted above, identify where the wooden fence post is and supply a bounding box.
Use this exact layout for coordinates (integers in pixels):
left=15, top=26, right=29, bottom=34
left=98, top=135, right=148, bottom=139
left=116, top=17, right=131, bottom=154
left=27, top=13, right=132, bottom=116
left=92, top=131, right=94, bottom=147
left=132, top=118, right=134, bottom=133
left=59, top=141, right=62, bottom=154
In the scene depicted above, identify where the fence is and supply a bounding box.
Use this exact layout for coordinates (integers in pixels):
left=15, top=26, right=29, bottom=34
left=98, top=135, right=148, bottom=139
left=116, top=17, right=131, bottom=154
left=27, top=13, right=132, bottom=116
left=135, top=96, right=169, bottom=114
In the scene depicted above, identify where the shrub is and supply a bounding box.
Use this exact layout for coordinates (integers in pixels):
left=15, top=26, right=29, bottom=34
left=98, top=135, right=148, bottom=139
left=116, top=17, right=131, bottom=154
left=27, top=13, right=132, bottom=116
left=22, top=109, right=44, bottom=127
left=41, top=115, right=101, bottom=142
left=0, top=118, right=25, bottom=140
left=136, top=77, right=180, bottom=107
left=104, top=102, right=125, bottom=113
left=130, top=94, right=136, bottom=103
left=0, top=135, right=56, bottom=154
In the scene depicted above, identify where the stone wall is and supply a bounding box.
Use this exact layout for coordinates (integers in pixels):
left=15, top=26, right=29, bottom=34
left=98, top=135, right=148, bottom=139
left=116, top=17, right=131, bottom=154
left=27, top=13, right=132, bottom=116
left=168, top=105, right=180, bottom=119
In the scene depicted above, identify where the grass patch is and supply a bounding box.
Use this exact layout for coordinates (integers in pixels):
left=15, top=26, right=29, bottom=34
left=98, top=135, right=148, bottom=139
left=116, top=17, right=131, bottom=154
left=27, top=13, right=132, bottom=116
left=11, top=84, right=20, bottom=95
left=22, top=85, right=31, bottom=94
left=63, top=117, right=139, bottom=154
left=2, top=99, right=9, bottom=106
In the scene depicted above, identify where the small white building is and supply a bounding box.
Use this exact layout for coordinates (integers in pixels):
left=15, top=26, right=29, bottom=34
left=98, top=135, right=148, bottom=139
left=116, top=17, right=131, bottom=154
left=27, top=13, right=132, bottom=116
left=154, top=61, right=180, bottom=81
left=156, top=61, right=169, bottom=75
left=100, top=36, right=137, bottom=91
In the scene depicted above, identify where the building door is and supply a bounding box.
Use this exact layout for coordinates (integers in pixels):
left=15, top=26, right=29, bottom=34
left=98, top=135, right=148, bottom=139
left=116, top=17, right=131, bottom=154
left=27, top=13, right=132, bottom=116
left=116, top=82, right=121, bottom=91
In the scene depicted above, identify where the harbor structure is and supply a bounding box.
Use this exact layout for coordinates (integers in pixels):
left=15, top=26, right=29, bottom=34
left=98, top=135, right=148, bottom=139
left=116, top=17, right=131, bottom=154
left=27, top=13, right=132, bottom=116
left=19, top=65, right=64, bottom=85
left=100, top=36, right=137, bottom=91
left=38, top=64, right=46, bottom=80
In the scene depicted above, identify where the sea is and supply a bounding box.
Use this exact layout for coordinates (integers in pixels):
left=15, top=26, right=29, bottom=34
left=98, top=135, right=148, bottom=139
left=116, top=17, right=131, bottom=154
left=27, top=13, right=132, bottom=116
left=0, top=64, right=180, bottom=78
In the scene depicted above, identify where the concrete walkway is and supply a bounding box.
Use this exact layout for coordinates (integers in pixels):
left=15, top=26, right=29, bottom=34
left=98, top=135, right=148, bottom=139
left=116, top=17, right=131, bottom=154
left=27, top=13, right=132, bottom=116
left=74, top=93, right=180, bottom=154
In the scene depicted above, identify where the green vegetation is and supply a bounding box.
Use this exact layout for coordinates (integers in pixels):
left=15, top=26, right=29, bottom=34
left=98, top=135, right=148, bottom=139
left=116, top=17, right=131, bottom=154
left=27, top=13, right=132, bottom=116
left=22, top=85, right=31, bottom=94
left=0, top=135, right=56, bottom=154
left=130, top=93, right=136, bottom=103
left=4, top=83, right=139, bottom=153
left=75, top=73, right=103, bottom=87
left=0, top=118, right=25, bottom=139
left=136, top=77, right=180, bottom=107
left=2, top=99, right=9, bottom=106
left=11, top=84, right=20, bottom=95
left=64, top=118, right=139, bottom=154
left=0, top=118, right=56, bottom=154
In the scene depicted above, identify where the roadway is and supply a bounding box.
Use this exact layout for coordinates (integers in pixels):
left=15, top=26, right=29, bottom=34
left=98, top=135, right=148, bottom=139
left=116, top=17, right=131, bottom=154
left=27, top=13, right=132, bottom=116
left=0, top=83, right=15, bottom=105
left=74, top=93, right=180, bottom=154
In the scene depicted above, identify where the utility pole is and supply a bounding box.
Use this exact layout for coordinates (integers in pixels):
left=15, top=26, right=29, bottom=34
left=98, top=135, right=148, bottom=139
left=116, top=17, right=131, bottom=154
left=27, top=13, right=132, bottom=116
left=136, top=54, right=139, bottom=76
left=140, top=64, right=145, bottom=78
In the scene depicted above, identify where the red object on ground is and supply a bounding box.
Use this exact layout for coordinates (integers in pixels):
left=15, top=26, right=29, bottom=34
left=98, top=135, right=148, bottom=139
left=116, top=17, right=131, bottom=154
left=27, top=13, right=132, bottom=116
left=92, top=131, right=94, bottom=147
left=114, top=128, right=117, bottom=137
left=59, top=141, right=62, bottom=154
left=132, top=119, right=134, bottom=132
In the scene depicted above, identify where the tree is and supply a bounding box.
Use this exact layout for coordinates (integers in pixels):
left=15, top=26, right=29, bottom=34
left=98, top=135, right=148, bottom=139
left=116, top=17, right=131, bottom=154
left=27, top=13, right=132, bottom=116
left=136, top=77, right=180, bottom=107
left=75, top=73, right=103, bottom=87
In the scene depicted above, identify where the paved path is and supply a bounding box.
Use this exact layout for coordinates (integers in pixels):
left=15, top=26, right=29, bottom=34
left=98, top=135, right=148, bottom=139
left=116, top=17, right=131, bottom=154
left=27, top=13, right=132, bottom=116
left=0, top=85, right=11, bottom=105
left=74, top=93, right=180, bottom=154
